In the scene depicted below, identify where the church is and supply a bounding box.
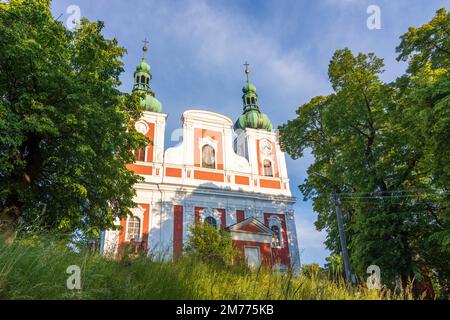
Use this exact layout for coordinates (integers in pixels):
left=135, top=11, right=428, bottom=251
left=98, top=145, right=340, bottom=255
left=100, top=43, right=301, bottom=272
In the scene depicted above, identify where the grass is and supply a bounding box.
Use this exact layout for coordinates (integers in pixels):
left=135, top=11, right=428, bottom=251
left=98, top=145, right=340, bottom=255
left=0, top=238, right=412, bottom=300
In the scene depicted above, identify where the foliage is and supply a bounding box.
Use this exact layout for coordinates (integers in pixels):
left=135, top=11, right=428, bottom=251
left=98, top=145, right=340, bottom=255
left=0, top=238, right=413, bottom=300
left=184, top=222, right=235, bottom=266
left=279, top=9, right=450, bottom=298
left=325, top=254, right=344, bottom=281
left=394, top=8, right=450, bottom=297
left=301, top=263, right=325, bottom=279
left=0, top=0, right=147, bottom=240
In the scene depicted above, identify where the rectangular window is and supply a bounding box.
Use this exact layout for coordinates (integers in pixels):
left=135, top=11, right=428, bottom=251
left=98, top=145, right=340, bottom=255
left=134, top=148, right=146, bottom=162
left=263, top=160, right=273, bottom=177
left=126, top=217, right=141, bottom=241
left=244, top=246, right=261, bottom=269
left=202, top=145, right=216, bottom=169
left=236, top=210, right=245, bottom=223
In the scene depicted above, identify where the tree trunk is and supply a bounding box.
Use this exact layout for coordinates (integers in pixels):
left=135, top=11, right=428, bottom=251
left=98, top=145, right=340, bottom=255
left=414, top=262, right=436, bottom=299
left=0, top=205, right=20, bottom=243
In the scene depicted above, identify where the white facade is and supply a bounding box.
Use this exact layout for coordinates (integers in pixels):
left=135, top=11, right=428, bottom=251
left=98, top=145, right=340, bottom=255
left=101, top=109, right=300, bottom=271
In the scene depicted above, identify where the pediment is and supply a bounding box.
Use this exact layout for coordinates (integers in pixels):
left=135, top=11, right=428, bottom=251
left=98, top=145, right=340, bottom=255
left=227, top=217, right=273, bottom=235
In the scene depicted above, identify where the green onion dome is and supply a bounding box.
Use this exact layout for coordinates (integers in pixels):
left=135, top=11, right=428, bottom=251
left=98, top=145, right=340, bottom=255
left=234, top=63, right=272, bottom=132
left=242, top=81, right=257, bottom=93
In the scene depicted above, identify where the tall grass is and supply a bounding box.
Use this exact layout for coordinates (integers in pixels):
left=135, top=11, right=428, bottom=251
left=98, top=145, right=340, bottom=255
left=0, top=238, right=411, bottom=300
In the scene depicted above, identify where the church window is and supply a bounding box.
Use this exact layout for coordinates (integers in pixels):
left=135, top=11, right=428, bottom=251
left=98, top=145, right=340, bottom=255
left=202, top=144, right=215, bottom=169
left=251, top=97, right=255, bottom=104
left=263, top=160, right=273, bottom=177
left=244, top=246, right=261, bottom=269
left=140, top=75, right=145, bottom=84
left=127, top=217, right=141, bottom=241
left=134, top=148, right=145, bottom=162
left=146, top=77, right=149, bottom=85
left=204, top=216, right=217, bottom=229
left=271, top=225, right=281, bottom=247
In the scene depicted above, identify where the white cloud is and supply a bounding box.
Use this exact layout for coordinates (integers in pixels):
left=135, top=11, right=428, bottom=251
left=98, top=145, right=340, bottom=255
left=149, top=0, right=327, bottom=98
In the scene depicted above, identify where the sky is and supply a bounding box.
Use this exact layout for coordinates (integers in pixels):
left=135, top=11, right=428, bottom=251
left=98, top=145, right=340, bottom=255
left=51, top=0, right=449, bottom=266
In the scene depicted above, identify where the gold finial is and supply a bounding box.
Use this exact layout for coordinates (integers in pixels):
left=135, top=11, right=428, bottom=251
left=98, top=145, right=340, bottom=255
left=243, top=61, right=250, bottom=81
left=142, top=38, right=149, bottom=57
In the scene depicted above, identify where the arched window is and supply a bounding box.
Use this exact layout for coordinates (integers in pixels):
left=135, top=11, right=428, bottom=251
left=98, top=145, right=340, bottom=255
left=204, top=216, right=217, bottom=229
left=146, top=77, right=149, bottom=85
left=263, top=160, right=273, bottom=177
left=140, top=75, right=145, bottom=84
left=251, top=97, right=255, bottom=104
left=134, top=148, right=145, bottom=162
left=127, top=217, right=141, bottom=241
left=246, top=97, right=250, bottom=105
left=136, top=76, right=139, bottom=83
left=271, top=225, right=281, bottom=247
left=202, top=144, right=215, bottom=169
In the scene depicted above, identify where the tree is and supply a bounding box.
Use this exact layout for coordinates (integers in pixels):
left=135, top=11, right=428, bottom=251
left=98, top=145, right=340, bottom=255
left=395, top=8, right=450, bottom=297
left=185, top=222, right=235, bottom=266
left=0, top=0, right=147, bottom=241
left=279, top=11, right=450, bottom=296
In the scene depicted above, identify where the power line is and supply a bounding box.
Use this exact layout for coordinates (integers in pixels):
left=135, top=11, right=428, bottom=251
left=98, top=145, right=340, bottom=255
left=338, top=194, right=449, bottom=200
left=336, top=189, right=450, bottom=195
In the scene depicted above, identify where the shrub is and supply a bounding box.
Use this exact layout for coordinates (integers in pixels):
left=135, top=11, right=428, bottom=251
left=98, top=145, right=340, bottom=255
left=184, top=223, right=235, bottom=266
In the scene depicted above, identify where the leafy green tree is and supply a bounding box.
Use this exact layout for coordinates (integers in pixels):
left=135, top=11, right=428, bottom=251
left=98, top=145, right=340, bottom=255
left=279, top=8, right=450, bottom=297
left=395, top=8, right=450, bottom=297
left=0, top=0, right=147, bottom=241
left=281, top=48, right=412, bottom=284
left=185, top=222, right=235, bottom=266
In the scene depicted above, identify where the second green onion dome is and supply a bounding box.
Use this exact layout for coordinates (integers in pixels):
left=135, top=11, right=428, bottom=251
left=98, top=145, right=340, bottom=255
left=235, top=108, right=272, bottom=131
left=140, top=91, right=162, bottom=113
left=234, top=64, right=272, bottom=132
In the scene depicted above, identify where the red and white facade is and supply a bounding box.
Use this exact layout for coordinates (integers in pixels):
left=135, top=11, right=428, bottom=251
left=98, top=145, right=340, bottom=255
left=100, top=109, right=300, bottom=272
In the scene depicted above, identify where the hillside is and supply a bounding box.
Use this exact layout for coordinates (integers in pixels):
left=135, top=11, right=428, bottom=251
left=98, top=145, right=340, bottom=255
left=0, top=239, right=411, bottom=300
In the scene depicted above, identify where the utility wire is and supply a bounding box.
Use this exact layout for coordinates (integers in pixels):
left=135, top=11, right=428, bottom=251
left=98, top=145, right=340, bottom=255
left=338, top=194, right=449, bottom=200
left=336, top=189, right=449, bottom=195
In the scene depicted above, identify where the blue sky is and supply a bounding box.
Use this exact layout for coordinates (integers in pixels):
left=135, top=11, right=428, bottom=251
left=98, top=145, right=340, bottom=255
left=51, top=0, right=448, bottom=266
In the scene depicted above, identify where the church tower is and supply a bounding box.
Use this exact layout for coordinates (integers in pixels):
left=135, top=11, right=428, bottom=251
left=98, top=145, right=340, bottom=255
left=234, top=63, right=290, bottom=193
left=128, top=40, right=167, bottom=174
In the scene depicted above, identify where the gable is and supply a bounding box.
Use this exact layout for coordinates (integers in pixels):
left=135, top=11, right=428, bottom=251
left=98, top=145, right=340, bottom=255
left=227, top=217, right=273, bottom=235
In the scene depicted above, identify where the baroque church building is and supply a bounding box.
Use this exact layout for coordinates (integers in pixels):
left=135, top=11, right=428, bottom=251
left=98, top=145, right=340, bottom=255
left=100, top=44, right=300, bottom=272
